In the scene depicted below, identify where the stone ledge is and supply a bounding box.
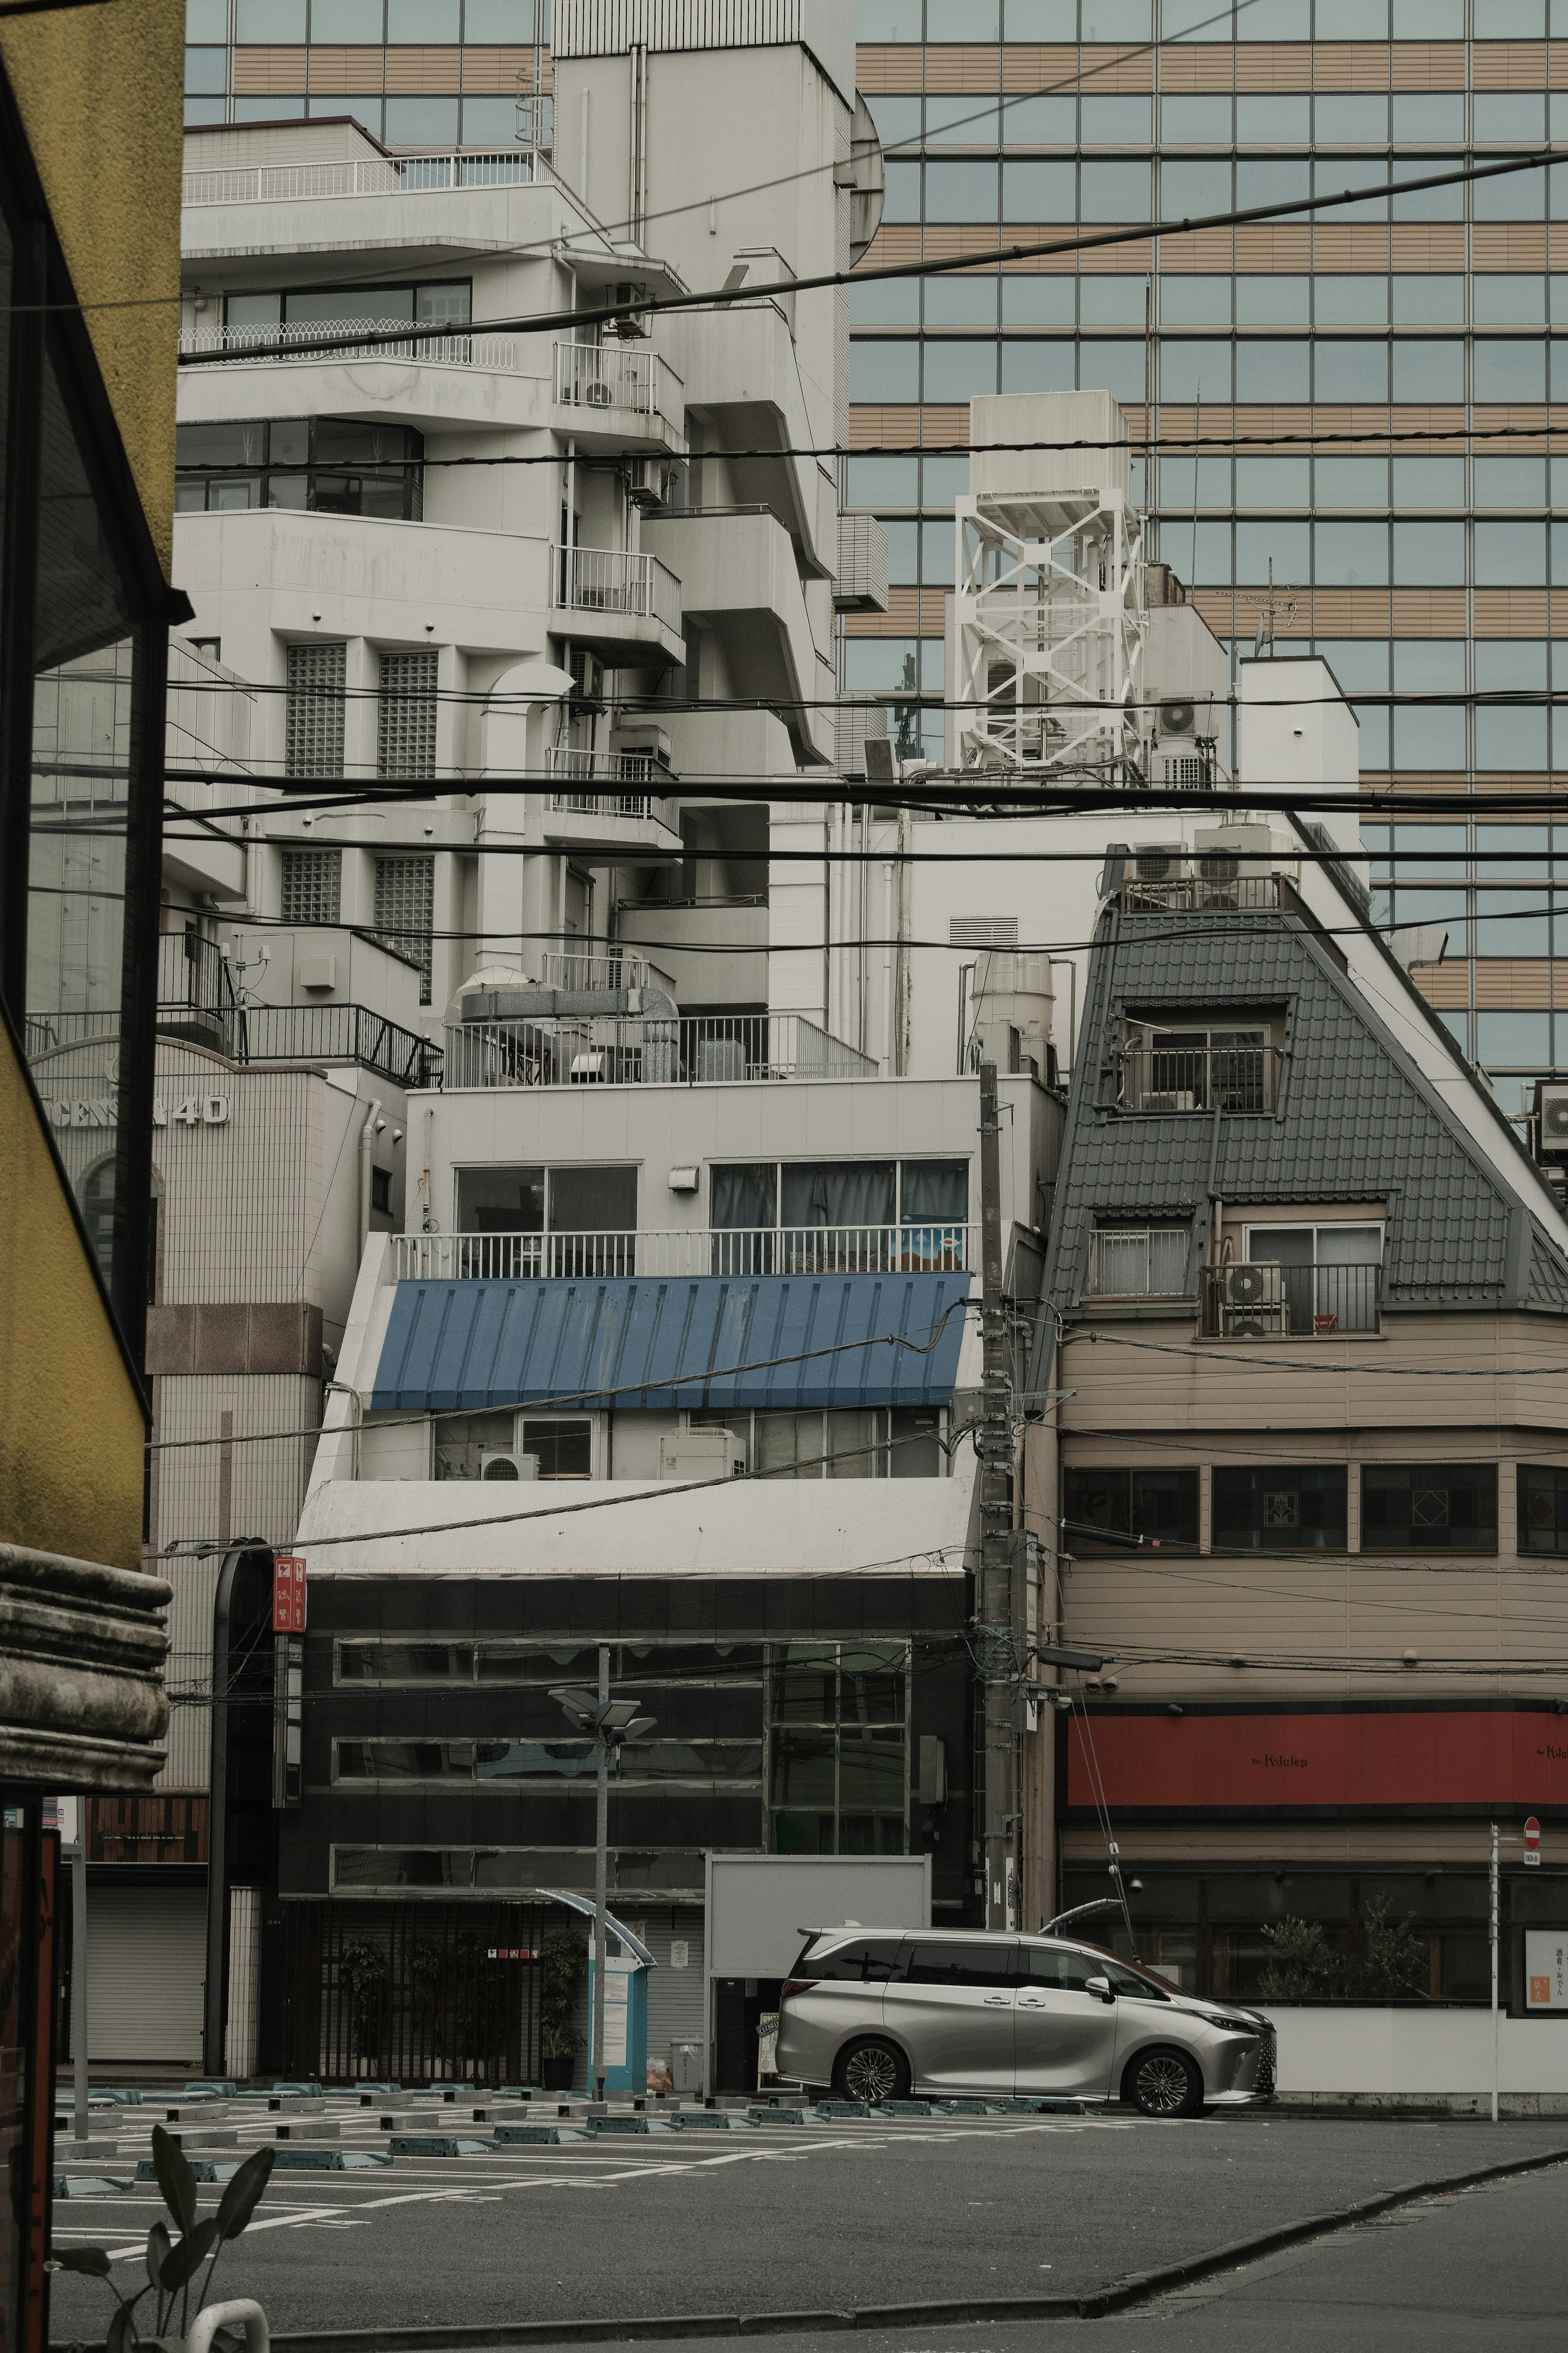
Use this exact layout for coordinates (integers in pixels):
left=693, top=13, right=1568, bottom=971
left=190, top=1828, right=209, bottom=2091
left=0, top=1543, right=170, bottom=1790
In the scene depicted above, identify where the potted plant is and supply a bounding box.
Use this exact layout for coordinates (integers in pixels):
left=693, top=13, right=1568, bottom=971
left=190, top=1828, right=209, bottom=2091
left=539, top=1927, right=586, bottom=2090
left=51, top=2124, right=274, bottom=2350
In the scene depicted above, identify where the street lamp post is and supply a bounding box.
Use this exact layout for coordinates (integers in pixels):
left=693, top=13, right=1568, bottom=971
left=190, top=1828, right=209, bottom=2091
left=550, top=1652, right=656, bottom=2103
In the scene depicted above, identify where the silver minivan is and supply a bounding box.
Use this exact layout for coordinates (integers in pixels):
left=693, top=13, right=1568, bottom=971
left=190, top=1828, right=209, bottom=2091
left=774, top=1928, right=1274, bottom=2117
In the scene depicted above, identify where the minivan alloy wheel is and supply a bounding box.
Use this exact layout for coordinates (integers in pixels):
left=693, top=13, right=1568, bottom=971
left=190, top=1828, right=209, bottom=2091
left=839, top=2039, right=908, bottom=2103
left=1130, top=2049, right=1202, bottom=2117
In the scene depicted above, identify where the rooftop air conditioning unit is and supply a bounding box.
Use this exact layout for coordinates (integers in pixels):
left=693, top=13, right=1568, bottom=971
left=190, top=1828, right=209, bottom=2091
left=1225, top=1263, right=1284, bottom=1309
left=659, top=1430, right=746, bottom=1481
left=569, top=647, right=604, bottom=708
left=611, top=282, right=650, bottom=337
left=1159, top=699, right=1197, bottom=736
left=1539, top=1084, right=1568, bottom=1158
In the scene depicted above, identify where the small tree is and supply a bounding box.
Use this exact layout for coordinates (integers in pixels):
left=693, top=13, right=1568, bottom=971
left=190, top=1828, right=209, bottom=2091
left=337, top=1934, right=388, bottom=2061
left=1256, top=1916, right=1345, bottom=2000
left=1354, top=1897, right=1428, bottom=1999
left=540, top=1928, right=586, bottom=2062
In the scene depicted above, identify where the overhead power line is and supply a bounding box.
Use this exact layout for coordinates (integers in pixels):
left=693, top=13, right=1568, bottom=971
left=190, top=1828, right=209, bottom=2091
left=177, top=146, right=1568, bottom=370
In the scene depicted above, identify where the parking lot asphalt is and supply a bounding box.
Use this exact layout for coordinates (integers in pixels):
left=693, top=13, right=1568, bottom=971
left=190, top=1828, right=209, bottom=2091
left=43, top=2103, right=1568, bottom=2347
left=616, top=2158, right=1568, bottom=2353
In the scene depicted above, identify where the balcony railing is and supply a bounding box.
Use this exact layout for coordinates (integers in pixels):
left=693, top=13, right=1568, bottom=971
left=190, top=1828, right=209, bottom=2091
left=178, top=319, right=519, bottom=369
left=156, top=931, right=234, bottom=1035
left=1201, top=1262, right=1382, bottom=1338
left=1113, top=1045, right=1280, bottom=1114
left=537, top=948, right=663, bottom=992
left=442, top=1012, right=876, bottom=1089
left=182, top=148, right=544, bottom=207
left=552, top=340, right=675, bottom=419
left=547, top=745, right=672, bottom=790
left=1121, top=873, right=1281, bottom=915
left=543, top=747, right=677, bottom=828
left=391, top=1224, right=974, bottom=1281
left=553, top=544, right=682, bottom=634
left=226, top=1004, right=442, bottom=1088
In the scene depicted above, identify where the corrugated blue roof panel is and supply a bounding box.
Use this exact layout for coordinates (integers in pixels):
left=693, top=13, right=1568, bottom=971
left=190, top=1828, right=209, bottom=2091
left=370, top=1272, right=973, bottom=1413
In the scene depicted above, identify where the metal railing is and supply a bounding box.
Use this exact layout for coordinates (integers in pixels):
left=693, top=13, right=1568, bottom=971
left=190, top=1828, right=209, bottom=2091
left=178, top=319, right=519, bottom=369
left=552, top=341, right=675, bottom=417
left=157, top=931, right=234, bottom=1030
left=553, top=544, right=682, bottom=634
left=391, top=1224, right=974, bottom=1282
left=227, top=1004, right=441, bottom=1087
left=1120, top=873, right=1282, bottom=914
left=543, top=748, right=676, bottom=827
left=1113, top=1044, right=1280, bottom=1114
left=546, top=746, right=671, bottom=789
left=538, top=948, right=662, bottom=992
left=1201, top=1262, right=1382, bottom=1338
left=443, top=1013, right=876, bottom=1089
left=182, top=149, right=541, bottom=207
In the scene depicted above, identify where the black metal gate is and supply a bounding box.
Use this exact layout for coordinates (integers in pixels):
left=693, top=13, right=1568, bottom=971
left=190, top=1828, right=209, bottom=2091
left=280, top=1902, right=543, bottom=2085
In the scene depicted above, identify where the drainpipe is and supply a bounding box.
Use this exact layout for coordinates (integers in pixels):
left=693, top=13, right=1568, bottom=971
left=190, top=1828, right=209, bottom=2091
left=359, top=1096, right=383, bottom=1254
left=579, top=85, right=590, bottom=202
left=203, top=1544, right=248, bottom=2078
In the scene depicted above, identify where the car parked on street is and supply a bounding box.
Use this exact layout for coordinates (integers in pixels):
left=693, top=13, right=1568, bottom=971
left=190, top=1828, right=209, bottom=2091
left=775, top=1927, right=1275, bottom=2117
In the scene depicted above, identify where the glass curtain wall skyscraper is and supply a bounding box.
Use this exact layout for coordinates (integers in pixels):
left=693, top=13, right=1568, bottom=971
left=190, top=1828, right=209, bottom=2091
left=848, top=0, right=1568, bottom=1115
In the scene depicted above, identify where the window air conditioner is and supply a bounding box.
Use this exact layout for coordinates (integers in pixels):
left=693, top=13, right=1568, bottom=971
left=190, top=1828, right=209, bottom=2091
left=626, top=457, right=670, bottom=511
left=1539, top=1083, right=1568, bottom=1157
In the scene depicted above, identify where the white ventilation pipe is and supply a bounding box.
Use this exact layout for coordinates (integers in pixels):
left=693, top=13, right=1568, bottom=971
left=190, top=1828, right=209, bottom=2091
left=359, top=1095, right=383, bottom=1253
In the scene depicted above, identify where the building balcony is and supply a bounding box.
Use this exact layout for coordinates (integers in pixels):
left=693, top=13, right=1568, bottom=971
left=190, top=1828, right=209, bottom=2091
left=1112, top=1044, right=1281, bottom=1115
left=1120, top=872, right=1281, bottom=916
left=666, top=301, right=834, bottom=577
left=1200, top=1262, right=1382, bottom=1339
left=552, top=543, right=684, bottom=662
left=540, top=748, right=682, bottom=853
left=441, top=1010, right=875, bottom=1089
left=537, top=947, right=673, bottom=994
left=390, top=1223, right=975, bottom=1281
left=181, top=147, right=548, bottom=209
left=550, top=341, right=686, bottom=456
left=156, top=930, right=234, bottom=1048
left=640, top=509, right=833, bottom=763
left=226, top=1003, right=442, bottom=1088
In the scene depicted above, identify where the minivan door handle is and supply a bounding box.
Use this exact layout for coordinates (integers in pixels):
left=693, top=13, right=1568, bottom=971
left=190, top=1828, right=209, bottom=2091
left=982, top=1994, right=1011, bottom=2007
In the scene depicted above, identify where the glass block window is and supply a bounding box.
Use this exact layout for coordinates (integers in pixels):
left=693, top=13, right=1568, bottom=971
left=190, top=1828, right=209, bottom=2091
left=768, top=1642, right=908, bottom=1858
left=279, top=846, right=342, bottom=927
left=373, top=853, right=435, bottom=1002
left=378, top=648, right=438, bottom=780
left=284, top=640, right=345, bottom=778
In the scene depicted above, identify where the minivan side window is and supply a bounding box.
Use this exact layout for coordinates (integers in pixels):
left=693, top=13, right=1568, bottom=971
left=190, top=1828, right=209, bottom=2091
left=901, top=1940, right=1016, bottom=1987
left=801, top=1937, right=905, bottom=1981
left=1020, top=1946, right=1100, bottom=1992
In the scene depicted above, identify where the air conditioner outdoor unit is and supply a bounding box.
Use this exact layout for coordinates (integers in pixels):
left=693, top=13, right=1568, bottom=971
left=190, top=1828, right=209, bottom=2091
left=659, top=1431, right=745, bottom=1481
left=611, top=282, right=650, bottom=337
left=1158, top=698, right=1197, bottom=736
left=1539, top=1084, right=1568, bottom=1157
left=626, top=456, right=670, bottom=511
left=480, top=1449, right=539, bottom=1481
left=584, top=377, right=614, bottom=406
left=1224, top=1263, right=1284, bottom=1308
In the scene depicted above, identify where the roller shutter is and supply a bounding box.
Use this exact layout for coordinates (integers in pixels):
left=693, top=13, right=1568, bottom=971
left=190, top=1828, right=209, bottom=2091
left=86, top=1884, right=207, bottom=2068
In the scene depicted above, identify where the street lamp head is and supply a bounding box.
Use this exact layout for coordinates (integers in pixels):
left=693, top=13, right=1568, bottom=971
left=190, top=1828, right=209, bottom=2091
left=618, top=1716, right=659, bottom=1744
left=600, top=1699, right=646, bottom=1733
left=549, top=1686, right=599, bottom=1728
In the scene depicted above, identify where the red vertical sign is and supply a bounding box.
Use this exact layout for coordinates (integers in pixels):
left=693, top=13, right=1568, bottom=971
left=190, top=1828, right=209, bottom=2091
left=273, top=1555, right=307, bottom=1633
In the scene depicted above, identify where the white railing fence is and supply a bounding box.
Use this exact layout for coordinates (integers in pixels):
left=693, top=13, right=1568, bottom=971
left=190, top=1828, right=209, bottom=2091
left=553, top=544, right=683, bottom=633
left=442, top=1012, right=876, bottom=1088
left=552, top=340, right=666, bottom=416
left=391, top=1224, right=976, bottom=1281
left=537, top=948, right=662, bottom=992
left=182, top=149, right=542, bottom=208
left=178, top=319, right=519, bottom=370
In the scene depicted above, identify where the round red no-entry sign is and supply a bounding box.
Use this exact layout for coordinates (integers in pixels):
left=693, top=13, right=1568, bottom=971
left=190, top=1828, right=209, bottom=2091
left=1525, top=1816, right=1541, bottom=1851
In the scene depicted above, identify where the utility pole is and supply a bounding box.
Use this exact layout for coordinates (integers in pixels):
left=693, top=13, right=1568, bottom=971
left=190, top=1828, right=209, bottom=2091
left=977, top=1059, right=1017, bottom=1931
left=1490, top=1820, right=1500, bottom=2125
left=70, top=1798, right=88, bottom=2147
left=593, top=1644, right=609, bottom=2105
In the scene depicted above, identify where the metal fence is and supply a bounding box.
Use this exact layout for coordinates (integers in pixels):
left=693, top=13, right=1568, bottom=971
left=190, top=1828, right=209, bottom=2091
left=178, top=320, right=519, bottom=370
left=553, top=544, right=682, bottom=634
left=552, top=340, right=672, bottom=417
left=1120, top=873, right=1281, bottom=914
left=225, top=1004, right=441, bottom=1088
left=390, top=1222, right=975, bottom=1281
left=278, top=1900, right=544, bottom=2085
left=442, top=1013, right=876, bottom=1089
left=1201, top=1262, right=1382, bottom=1338
left=182, top=150, right=541, bottom=207
left=1113, top=1044, right=1280, bottom=1114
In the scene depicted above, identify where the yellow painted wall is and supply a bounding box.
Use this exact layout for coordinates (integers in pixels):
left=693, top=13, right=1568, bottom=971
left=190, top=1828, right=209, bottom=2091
left=0, top=1023, right=145, bottom=1572
left=0, top=0, right=185, bottom=578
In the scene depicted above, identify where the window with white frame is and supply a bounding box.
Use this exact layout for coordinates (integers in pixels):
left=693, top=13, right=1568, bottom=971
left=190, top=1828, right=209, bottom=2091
left=688, top=1406, right=945, bottom=1478
left=1089, top=1225, right=1190, bottom=1296
left=1243, top=1220, right=1383, bottom=1334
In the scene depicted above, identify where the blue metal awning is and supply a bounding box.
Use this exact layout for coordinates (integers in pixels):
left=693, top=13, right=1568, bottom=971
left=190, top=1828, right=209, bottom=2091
left=370, top=1273, right=972, bottom=1413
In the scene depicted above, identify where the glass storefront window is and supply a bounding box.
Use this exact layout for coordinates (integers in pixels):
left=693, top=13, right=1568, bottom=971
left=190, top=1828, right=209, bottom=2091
left=768, top=1643, right=908, bottom=1858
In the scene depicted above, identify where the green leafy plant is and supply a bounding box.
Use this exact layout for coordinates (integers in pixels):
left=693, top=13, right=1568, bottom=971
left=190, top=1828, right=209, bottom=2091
left=49, top=2125, right=274, bottom=2350
left=1353, top=1897, right=1429, bottom=2000
left=1256, top=1916, right=1346, bottom=2000
left=337, top=1933, right=388, bottom=2059
left=540, top=1928, right=586, bottom=2061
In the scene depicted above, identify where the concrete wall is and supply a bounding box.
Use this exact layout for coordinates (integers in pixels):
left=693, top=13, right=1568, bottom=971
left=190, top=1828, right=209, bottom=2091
left=2, top=0, right=184, bottom=575
left=1263, top=2004, right=1568, bottom=2112
left=0, top=1026, right=147, bottom=1572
